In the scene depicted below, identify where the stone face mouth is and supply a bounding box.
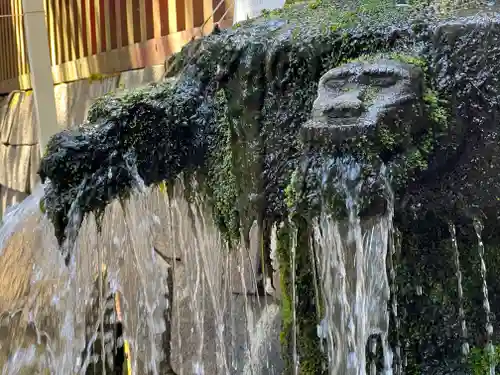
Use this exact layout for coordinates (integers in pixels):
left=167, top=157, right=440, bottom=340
left=300, top=117, right=376, bottom=145
left=325, top=116, right=361, bottom=126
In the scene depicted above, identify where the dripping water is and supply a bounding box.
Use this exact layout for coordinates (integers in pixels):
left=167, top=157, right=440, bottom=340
left=388, top=228, right=401, bottom=374
left=448, top=222, right=469, bottom=358
left=473, top=217, right=495, bottom=375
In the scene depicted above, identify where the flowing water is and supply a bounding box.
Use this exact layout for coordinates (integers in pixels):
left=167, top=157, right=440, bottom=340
left=473, top=218, right=495, bottom=375
left=0, top=156, right=495, bottom=374
left=0, top=177, right=283, bottom=375
left=449, top=222, right=469, bottom=358
left=311, top=158, right=394, bottom=375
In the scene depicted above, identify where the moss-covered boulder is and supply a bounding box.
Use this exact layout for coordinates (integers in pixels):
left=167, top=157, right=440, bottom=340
left=38, top=0, right=500, bottom=373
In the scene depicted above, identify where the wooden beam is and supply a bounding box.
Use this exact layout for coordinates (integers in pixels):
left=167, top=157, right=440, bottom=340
left=103, top=0, right=112, bottom=50
left=61, top=0, right=69, bottom=62
left=114, top=0, right=122, bottom=48
left=126, top=0, right=134, bottom=45
left=75, top=0, right=83, bottom=58
left=184, top=0, right=194, bottom=30
left=152, top=0, right=161, bottom=38
left=12, top=0, right=22, bottom=75
left=84, top=0, right=92, bottom=56
left=54, top=0, right=62, bottom=63
left=167, top=0, right=177, bottom=33
left=5, top=0, right=14, bottom=78
left=67, top=0, right=77, bottom=60
left=46, top=0, right=57, bottom=64
left=202, top=0, right=213, bottom=33
left=139, top=0, right=147, bottom=42
left=0, top=1, right=5, bottom=80
left=94, top=0, right=102, bottom=53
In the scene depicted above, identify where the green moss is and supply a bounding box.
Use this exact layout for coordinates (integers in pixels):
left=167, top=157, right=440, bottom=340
left=468, top=345, right=500, bottom=375
left=277, top=223, right=293, bottom=348
left=345, top=53, right=449, bottom=185
left=277, top=218, right=326, bottom=374
left=87, top=72, right=119, bottom=83
left=261, top=0, right=409, bottom=30
left=202, top=89, right=240, bottom=244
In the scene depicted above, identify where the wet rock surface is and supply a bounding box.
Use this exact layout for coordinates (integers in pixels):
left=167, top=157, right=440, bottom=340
left=37, top=0, right=500, bottom=373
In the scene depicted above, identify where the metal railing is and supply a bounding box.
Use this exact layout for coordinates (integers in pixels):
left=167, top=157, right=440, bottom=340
left=0, top=0, right=234, bottom=94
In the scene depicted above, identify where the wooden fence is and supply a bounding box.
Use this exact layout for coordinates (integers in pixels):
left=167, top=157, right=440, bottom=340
left=0, top=0, right=233, bottom=94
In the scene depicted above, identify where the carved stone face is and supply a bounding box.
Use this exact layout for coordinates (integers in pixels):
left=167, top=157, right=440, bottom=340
left=302, top=58, right=425, bottom=145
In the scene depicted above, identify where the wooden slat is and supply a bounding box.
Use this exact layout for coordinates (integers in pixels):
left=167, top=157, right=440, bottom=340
left=115, top=0, right=123, bottom=48
left=103, top=0, right=112, bottom=50
left=54, top=0, right=62, bottom=64
left=203, top=0, right=214, bottom=32
left=0, top=1, right=5, bottom=80
left=139, top=0, right=147, bottom=42
left=152, top=0, right=161, bottom=38
left=61, top=0, right=69, bottom=63
left=47, top=0, right=57, bottom=65
left=12, top=0, right=21, bottom=75
left=126, top=0, right=134, bottom=46
left=168, top=0, right=178, bottom=34
left=67, top=0, right=77, bottom=61
left=84, top=0, right=92, bottom=56
left=75, top=0, right=84, bottom=58
left=192, top=0, right=204, bottom=28
left=184, top=0, right=194, bottom=30
left=5, top=1, right=13, bottom=78
left=22, top=19, right=29, bottom=74
left=93, top=0, right=102, bottom=53
left=145, top=0, right=154, bottom=40
left=158, top=0, right=169, bottom=36
left=132, top=0, right=140, bottom=43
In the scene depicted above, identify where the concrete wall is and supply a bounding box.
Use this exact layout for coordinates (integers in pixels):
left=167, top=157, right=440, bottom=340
left=0, top=64, right=165, bottom=218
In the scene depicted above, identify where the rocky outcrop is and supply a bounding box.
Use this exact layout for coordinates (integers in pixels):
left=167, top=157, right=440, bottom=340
left=37, top=0, right=500, bottom=373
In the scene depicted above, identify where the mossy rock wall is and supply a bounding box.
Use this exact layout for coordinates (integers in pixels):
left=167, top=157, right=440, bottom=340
left=39, top=1, right=500, bottom=374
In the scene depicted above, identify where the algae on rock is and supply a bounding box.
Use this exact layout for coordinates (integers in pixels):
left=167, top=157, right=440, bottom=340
left=38, top=0, right=500, bottom=373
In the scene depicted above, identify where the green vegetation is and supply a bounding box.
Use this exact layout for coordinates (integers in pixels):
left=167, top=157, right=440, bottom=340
left=277, top=217, right=326, bottom=374
left=39, top=1, right=453, bottom=373
left=87, top=72, right=119, bottom=83
left=469, top=345, right=500, bottom=375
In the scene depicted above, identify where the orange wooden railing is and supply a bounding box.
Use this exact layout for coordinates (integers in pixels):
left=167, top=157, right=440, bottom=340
left=0, top=0, right=233, bottom=94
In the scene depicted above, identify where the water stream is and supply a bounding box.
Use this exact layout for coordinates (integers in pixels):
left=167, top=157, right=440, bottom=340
left=311, top=158, right=394, bottom=375
left=0, top=177, right=283, bottom=375
left=0, top=160, right=496, bottom=374
left=473, top=218, right=495, bottom=375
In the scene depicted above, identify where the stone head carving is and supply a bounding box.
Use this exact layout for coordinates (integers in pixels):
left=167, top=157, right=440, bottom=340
left=302, top=58, right=426, bottom=146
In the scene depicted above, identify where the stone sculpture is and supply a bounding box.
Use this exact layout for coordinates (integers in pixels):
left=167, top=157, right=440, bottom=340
left=36, top=0, right=500, bottom=373
left=302, top=58, right=425, bottom=144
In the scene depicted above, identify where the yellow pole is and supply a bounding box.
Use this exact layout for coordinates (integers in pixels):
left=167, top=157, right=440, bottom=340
left=114, top=291, right=132, bottom=375
left=21, top=0, right=58, bottom=155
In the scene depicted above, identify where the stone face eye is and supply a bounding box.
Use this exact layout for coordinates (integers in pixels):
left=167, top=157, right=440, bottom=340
left=324, top=78, right=350, bottom=91
left=360, top=72, right=400, bottom=87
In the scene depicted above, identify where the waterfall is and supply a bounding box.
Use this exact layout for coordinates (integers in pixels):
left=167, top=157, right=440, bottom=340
left=0, top=179, right=284, bottom=375
left=313, top=212, right=394, bottom=375
left=311, top=157, right=394, bottom=375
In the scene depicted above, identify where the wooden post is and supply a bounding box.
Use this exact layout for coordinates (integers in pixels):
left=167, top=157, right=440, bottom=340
left=22, top=0, right=58, bottom=155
